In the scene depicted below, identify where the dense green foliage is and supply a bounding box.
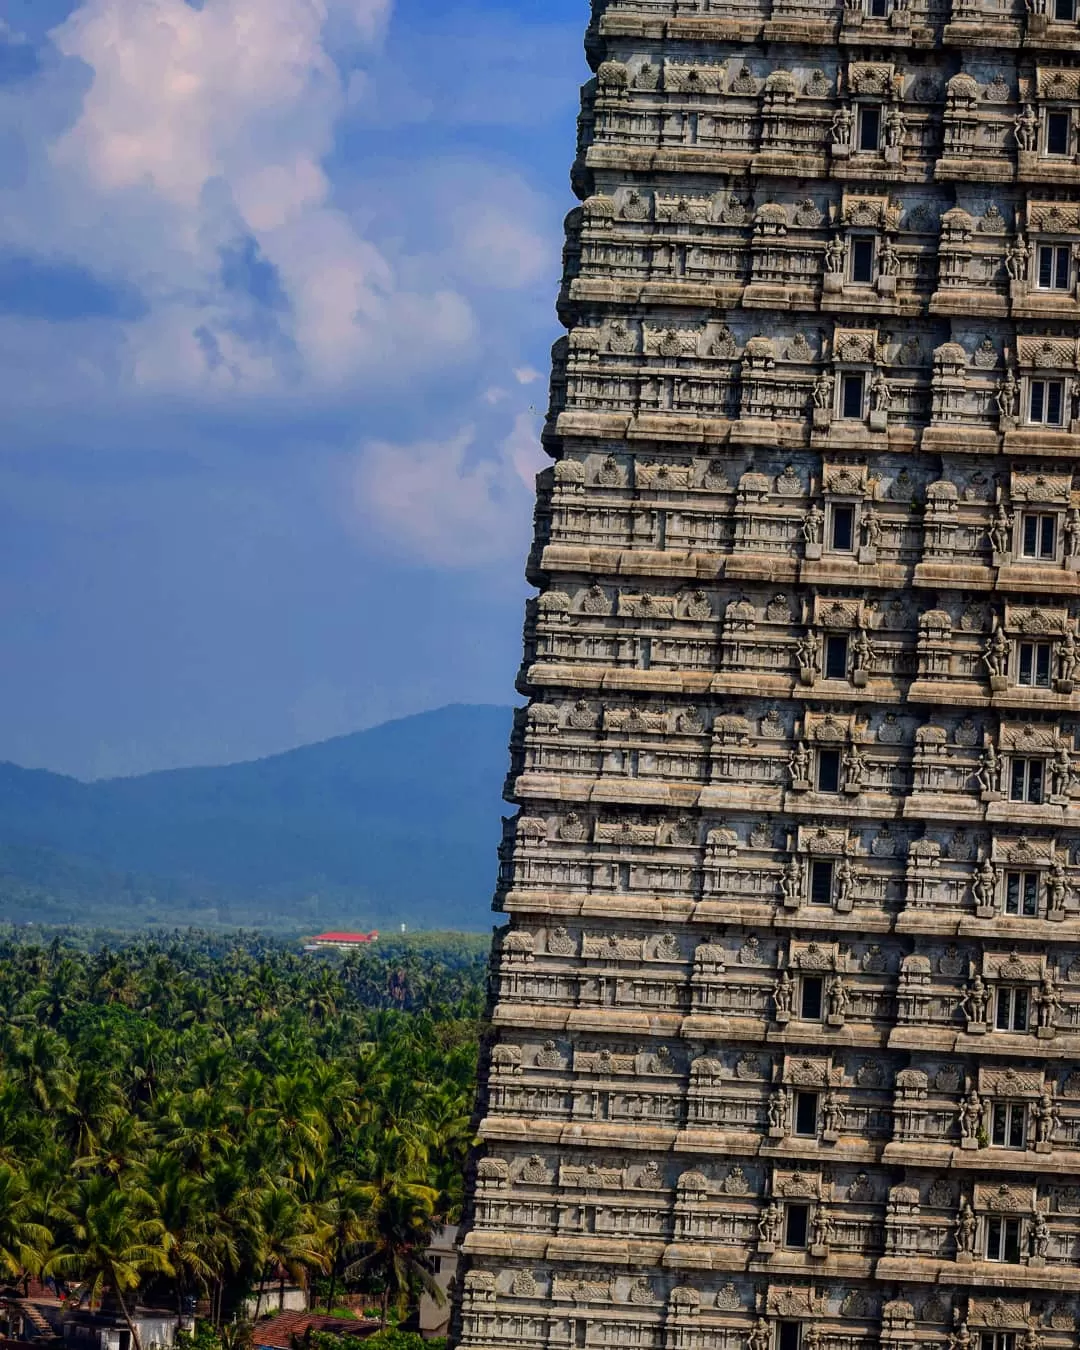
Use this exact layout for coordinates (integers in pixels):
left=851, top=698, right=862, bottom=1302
left=0, top=932, right=489, bottom=1346
left=0, top=704, right=512, bottom=931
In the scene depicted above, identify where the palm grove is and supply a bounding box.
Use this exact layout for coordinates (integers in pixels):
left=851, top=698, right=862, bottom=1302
left=0, top=933, right=486, bottom=1347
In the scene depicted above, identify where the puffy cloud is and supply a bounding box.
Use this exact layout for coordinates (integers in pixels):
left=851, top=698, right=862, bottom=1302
left=353, top=411, right=547, bottom=568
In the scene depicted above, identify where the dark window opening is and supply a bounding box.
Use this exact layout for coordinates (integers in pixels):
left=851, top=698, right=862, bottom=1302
left=1009, top=759, right=1044, bottom=804
left=1037, top=244, right=1071, bottom=290
left=1047, top=111, right=1071, bottom=157
left=996, top=986, right=1029, bottom=1032
left=1055, top=0, right=1076, bottom=16
left=986, top=1216, right=1022, bottom=1263
left=1004, top=870, right=1039, bottom=916
left=1021, top=513, right=1056, bottom=558
left=825, top=634, right=849, bottom=680
left=831, top=505, right=855, bottom=551
left=809, top=861, right=834, bottom=908
left=858, top=106, right=881, bottom=151
left=794, top=1091, right=819, bottom=1137
left=991, top=1101, right=1027, bottom=1149
left=817, top=748, right=841, bottom=793
left=841, top=373, right=864, bottom=419
left=1018, top=641, right=1052, bottom=687
left=851, top=238, right=875, bottom=284
left=801, top=975, right=824, bottom=1019
left=869, top=0, right=890, bottom=13
left=778, top=1324, right=801, bottom=1350
left=785, top=1203, right=809, bottom=1248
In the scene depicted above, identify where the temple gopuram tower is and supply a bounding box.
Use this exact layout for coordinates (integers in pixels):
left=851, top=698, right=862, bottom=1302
left=454, top=2, right=1080, bottom=1350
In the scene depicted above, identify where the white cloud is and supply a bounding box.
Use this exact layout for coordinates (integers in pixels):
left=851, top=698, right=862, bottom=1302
left=514, top=365, right=541, bottom=385
left=353, top=411, right=546, bottom=568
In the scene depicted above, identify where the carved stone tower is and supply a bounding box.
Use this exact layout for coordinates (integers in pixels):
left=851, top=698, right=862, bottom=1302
left=455, top=3, right=1080, bottom=1350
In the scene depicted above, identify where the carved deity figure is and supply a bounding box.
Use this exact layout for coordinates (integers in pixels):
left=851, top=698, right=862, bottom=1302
left=955, top=1200, right=977, bottom=1254
left=747, top=1320, right=771, bottom=1350
left=861, top=506, right=883, bottom=549
left=802, top=502, right=825, bottom=543
left=1030, top=1210, right=1050, bottom=1259
left=869, top=371, right=892, bottom=413
left=810, top=1208, right=833, bottom=1248
left=879, top=237, right=899, bottom=276
left=885, top=106, right=906, bottom=149
left=982, top=629, right=1009, bottom=679
left=1058, top=630, right=1079, bottom=684
left=788, top=742, right=811, bottom=784
left=972, top=859, right=998, bottom=910
left=1022, top=1325, right=1043, bottom=1350
left=829, top=105, right=854, bottom=147
left=960, top=974, right=989, bottom=1026
left=959, top=1089, right=984, bottom=1141
left=988, top=503, right=1013, bottom=554
left=780, top=859, right=803, bottom=908
left=1035, top=1088, right=1059, bottom=1145
left=758, top=1201, right=783, bottom=1246
left=834, top=858, right=855, bottom=909
left=822, top=1090, right=845, bottom=1135
left=825, top=233, right=847, bottom=274
left=851, top=629, right=877, bottom=675
left=812, top=373, right=834, bottom=411
left=996, top=369, right=1019, bottom=418
left=827, top=975, right=850, bottom=1019
left=1048, top=859, right=1069, bottom=916
left=949, top=1325, right=973, bottom=1350
left=1005, top=234, right=1029, bottom=280
left=1066, top=508, right=1080, bottom=558
left=1036, top=971, right=1061, bottom=1029
left=767, top=1087, right=790, bottom=1132
left=1051, top=744, right=1075, bottom=798
left=975, top=742, right=1001, bottom=795
left=773, top=968, right=794, bottom=1018
left=1014, top=106, right=1038, bottom=151
left=795, top=631, right=820, bottom=680
left=843, top=743, right=867, bottom=789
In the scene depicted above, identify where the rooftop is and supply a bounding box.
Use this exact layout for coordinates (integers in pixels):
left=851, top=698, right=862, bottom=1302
left=252, top=1313, right=380, bottom=1350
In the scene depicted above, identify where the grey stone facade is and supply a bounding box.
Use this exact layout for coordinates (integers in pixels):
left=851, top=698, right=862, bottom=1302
left=454, top=4, right=1080, bottom=1350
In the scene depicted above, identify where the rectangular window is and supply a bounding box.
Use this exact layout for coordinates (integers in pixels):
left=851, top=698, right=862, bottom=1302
left=1055, top=0, right=1076, bottom=15
left=986, top=1216, right=1022, bottom=1263
left=809, top=861, right=834, bottom=908
left=800, top=975, right=824, bottom=1019
left=1046, top=111, right=1071, bottom=157
left=1018, top=641, right=1053, bottom=687
left=850, top=238, right=875, bottom=284
left=778, top=1324, right=801, bottom=1350
left=1021, top=513, right=1057, bottom=558
left=785, top=1203, right=809, bottom=1248
left=1009, top=759, right=1045, bottom=804
left=841, top=373, right=865, bottom=419
left=983, top=1337, right=1016, bottom=1350
left=1004, top=870, right=1039, bottom=916
left=991, top=1101, right=1027, bottom=1148
left=794, top=1091, right=819, bottom=1137
left=858, top=106, right=881, bottom=152
left=816, top=748, right=841, bottom=793
left=995, top=986, right=1029, bottom=1032
left=824, top=634, right=849, bottom=680
left=1028, top=379, right=1065, bottom=426
left=1037, top=244, right=1072, bottom=290
left=830, top=505, right=855, bottom=551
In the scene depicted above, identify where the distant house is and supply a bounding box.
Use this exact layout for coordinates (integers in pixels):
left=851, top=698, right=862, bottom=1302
left=63, top=1306, right=178, bottom=1350
left=418, top=1225, right=459, bottom=1339
left=243, top=1273, right=308, bottom=1320
left=251, top=1313, right=379, bottom=1350
left=304, top=932, right=379, bottom=951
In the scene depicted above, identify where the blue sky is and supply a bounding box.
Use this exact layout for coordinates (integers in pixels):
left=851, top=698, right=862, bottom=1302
left=0, top=0, right=587, bottom=778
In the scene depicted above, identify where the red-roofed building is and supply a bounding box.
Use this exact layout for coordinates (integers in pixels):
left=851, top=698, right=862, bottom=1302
left=251, top=1313, right=380, bottom=1350
left=306, top=932, right=379, bottom=950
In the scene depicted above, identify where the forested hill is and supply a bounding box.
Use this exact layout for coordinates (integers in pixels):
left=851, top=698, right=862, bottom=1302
left=0, top=704, right=513, bottom=931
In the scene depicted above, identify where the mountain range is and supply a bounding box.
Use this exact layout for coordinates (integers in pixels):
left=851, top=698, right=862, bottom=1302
left=0, top=704, right=513, bottom=932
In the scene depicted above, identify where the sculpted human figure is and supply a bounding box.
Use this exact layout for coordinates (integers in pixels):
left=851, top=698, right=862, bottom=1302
left=960, top=973, right=989, bottom=1025
left=803, top=502, right=825, bottom=542
left=958, top=1089, right=983, bottom=1141
left=747, top=1320, right=770, bottom=1350
left=767, top=1086, right=790, bottom=1132
left=1036, top=971, right=1061, bottom=1029
left=996, top=369, right=1019, bottom=418
left=834, top=857, right=855, bottom=909
left=822, top=1090, right=844, bottom=1135
left=975, top=742, right=1000, bottom=795
left=827, top=975, right=850, bottom=1018
left=1035, top=1087, right=1059, bottom=1144
left=1058, top=630, right=1079, bottom=684
left=810, top=1208, right=833, bottom=1247
left=1066, top=508, right=1080, bottom=558
left=870, top=371, right=892, bottom=413
left=879, top=237, right=899, bottom=276
left=955, top=1200, right=977, bottom=1253
left=825, top=233, right=846, bottom=274
left=780, top=858, right=803, bottom=907
left=812, top=373, right=834, bottom=411
left=988, top=503, right=1013, bottom=554
left=983, top=629, right=1009, bottom=678
left=773, top=968, right=794, bottom=1017
left=1051, top=744, right=1075, bottom=797
left=885, top=106, right=906, bottom=149
left=972, top=859, right=998, bottom=909
left=1013, top=106, right=1037, bottom=152
left=829, top=105, right=853, bottom=147
left=862, top=506, right=883, bottom=548
left=843, top=743, right=867, bottom=788
left=1030, top=1210, right=1050, bottom=1259
left=788, top=742, right=811, bottom=783
left=758, top=1201, right=783, bottom=1246
left=1048, top=859, right=1069, bottom=915
left=795, top=631, right=820, bottom=679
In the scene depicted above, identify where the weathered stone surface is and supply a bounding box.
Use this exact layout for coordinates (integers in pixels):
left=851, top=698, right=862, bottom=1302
left=453, top=2, right=1080, bottom=1348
